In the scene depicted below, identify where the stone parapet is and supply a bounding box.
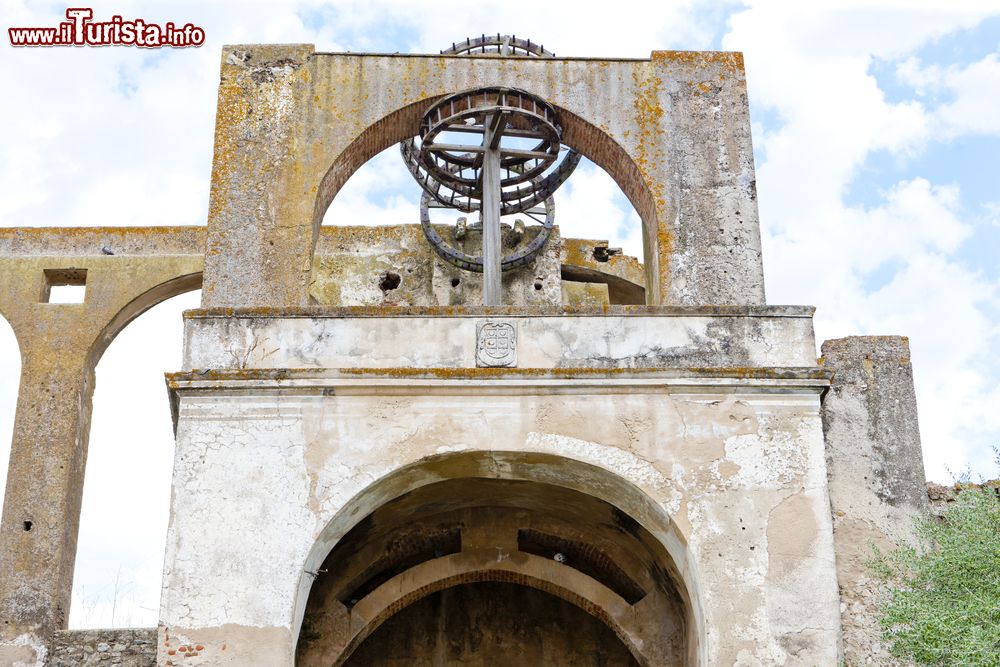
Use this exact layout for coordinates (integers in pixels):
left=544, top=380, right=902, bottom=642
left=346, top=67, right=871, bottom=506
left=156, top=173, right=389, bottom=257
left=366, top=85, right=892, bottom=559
left=180, top=305, right=817, bottom=372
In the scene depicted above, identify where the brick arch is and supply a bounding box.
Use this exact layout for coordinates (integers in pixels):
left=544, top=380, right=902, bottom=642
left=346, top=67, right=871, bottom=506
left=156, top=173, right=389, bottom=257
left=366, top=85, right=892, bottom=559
left=310, top=93, right=658, bottom=299
left=337, top=564, right=645, bottom=667
left=312, top=97, right=435, bottom=231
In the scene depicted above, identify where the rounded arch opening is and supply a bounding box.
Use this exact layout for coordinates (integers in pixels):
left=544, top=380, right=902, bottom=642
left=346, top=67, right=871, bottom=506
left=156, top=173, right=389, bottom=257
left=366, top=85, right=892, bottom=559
left=0, top=312, right=21, bottom=513
left=313, top=94, right=654, bottom=306
left=70, top=285, right=201, bottom=629
left=87, top=272, right=202, bottom=368
left=294, top=451, right=703, bottom=666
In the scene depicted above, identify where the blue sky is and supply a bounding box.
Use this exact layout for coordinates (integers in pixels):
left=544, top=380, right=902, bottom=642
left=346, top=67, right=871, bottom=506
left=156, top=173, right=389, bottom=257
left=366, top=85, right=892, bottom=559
left=1, top=0, right=999, bottom=629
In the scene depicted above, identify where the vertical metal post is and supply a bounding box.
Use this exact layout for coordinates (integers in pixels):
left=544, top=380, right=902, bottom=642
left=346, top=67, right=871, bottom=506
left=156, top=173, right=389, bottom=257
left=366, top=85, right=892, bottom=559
left=481, top=114, right=503, bottom=306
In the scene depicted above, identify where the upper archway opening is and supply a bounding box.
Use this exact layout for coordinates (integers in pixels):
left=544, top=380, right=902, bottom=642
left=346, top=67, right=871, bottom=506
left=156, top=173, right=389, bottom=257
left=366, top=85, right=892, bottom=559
left=315, top=91, right=649, bottom=307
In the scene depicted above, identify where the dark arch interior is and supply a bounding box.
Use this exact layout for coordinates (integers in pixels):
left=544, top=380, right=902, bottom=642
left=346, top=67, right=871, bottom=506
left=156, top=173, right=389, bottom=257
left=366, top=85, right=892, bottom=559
left=296, top=478, right=689, bottom=666
left=344, top=581, right=640, bottom=667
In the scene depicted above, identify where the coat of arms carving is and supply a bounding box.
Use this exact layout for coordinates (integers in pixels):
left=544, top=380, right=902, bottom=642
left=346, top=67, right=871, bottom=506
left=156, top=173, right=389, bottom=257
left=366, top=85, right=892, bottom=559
left=476, top=321, right=517, bottom=367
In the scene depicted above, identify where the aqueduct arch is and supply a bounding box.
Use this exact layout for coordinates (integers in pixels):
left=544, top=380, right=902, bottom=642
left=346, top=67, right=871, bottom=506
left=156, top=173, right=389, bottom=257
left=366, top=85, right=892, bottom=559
left=0, top=231, right=204, bottom=654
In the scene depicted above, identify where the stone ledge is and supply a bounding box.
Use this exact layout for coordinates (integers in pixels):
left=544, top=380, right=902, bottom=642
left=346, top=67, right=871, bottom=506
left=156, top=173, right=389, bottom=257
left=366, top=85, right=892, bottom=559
left=168, top=366, right=832, bottom=384
left=165, top=367, right=831, bottom=429
left=183, top=304, right=816, bottom=319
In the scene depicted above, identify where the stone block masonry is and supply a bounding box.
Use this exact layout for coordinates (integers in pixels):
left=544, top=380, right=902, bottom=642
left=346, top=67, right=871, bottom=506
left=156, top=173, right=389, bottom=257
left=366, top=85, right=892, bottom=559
left=50, top=628, right=156, bottom=667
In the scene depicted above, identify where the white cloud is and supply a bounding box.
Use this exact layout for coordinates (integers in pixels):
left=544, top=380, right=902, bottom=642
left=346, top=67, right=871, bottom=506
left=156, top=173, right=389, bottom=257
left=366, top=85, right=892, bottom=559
left=725, top=3, right=1000, bottom=479
left=899, top=51, right=1000, bottom=137
left=324, top=146, right=422, bottom=227
left=307, top=0, right=730, bottom=56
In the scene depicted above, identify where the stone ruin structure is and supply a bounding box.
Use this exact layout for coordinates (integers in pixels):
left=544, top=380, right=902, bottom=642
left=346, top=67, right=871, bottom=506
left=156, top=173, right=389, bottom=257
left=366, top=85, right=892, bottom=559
left=0, top=38, right=931, bottom=666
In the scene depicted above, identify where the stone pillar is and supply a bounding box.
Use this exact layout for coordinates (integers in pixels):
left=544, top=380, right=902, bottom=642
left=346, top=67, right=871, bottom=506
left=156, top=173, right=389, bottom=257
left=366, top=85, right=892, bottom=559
left=200, top=44, right=317, bottom=309
left=651, top=51, right=766, bottom=306
left=0, top=348, right=95, bottom=666
left=820, top=336, right=928, bottom=663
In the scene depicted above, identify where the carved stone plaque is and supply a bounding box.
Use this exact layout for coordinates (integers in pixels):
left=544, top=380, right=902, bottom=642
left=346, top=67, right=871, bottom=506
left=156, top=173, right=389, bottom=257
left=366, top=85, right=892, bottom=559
left=476, top=321, right=517, bottom=367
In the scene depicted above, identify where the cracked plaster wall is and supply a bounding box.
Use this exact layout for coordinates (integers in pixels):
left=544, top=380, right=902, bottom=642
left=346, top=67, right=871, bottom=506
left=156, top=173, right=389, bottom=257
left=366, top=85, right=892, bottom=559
left=161, top=372, right=841, bottom=665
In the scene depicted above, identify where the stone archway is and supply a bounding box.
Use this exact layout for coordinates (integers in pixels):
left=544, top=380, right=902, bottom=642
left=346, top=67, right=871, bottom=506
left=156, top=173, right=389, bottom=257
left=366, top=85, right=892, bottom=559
left=311, top=93, right=659, bottom=303
left=0, top=249, right=202, bottom=655
left=294, top=456, right=701, bottom=666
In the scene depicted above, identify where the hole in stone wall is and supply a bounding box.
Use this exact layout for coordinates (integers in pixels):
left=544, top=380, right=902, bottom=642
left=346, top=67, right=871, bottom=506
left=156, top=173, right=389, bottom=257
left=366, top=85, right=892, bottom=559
left=451, top=277, right=460, bottom=288
left=47, top=285, right=87, bottom=304
left=70, top=289, right=201, bottom=630
left=533, top=279, right=543, bottom=290
left=42, top=268, right=88, bottom=303
left=517, top=528, right=646, bottom=605
left=22, top=520, right=32, bottom=531
left=379, top=272, right=401, bottom=292
left=592, top=245, right=622, bottom=263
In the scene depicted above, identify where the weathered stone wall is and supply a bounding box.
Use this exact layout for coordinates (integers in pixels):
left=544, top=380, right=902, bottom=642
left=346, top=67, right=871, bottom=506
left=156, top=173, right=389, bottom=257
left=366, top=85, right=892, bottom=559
left=180, top=306, right=818, bottom=371
left=310, top=225, right=564, bottom=307
left=820, top=336, right=928, bottom=664
left=0, top=230, right=203, bottom=664
left=50, top=628, right=156, bottom=667
left=160, top=303, right=842, bottom=665
left=201, top=45, right=765, bottom=309
left=560, top=237, right=646, bottom=305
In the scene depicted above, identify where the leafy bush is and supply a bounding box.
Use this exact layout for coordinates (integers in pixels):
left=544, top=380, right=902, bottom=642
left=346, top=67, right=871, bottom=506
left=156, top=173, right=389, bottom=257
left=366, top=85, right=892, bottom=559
left=869, top=486, right=1000, bottom=665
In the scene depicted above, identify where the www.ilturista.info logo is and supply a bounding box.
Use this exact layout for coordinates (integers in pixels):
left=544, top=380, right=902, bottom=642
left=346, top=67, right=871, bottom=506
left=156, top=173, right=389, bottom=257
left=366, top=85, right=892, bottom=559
left=9, top=8, right=205, bottom=47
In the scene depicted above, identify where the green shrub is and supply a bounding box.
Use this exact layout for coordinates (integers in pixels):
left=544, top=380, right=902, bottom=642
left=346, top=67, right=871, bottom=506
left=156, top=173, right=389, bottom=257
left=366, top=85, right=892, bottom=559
left=869, top=486, right=1000, bottom=666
